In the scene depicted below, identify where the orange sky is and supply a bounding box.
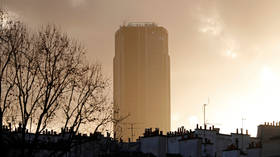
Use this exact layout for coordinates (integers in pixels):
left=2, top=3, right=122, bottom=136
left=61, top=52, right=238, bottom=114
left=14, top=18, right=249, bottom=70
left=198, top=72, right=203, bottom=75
left=4, top=0, right=280, bottom=136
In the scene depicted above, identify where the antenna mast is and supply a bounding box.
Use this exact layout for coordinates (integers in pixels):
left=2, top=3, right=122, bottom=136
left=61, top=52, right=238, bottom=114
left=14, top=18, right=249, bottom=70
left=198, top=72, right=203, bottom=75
left=128, top=123, right=134, bottom=142
left=125, top=122, right=141, bottom=142
left=203, top=104, right=206, bottom=127
left=241, top=117, right=246, bottom=151
left=203, top=97, right=210, bottom=127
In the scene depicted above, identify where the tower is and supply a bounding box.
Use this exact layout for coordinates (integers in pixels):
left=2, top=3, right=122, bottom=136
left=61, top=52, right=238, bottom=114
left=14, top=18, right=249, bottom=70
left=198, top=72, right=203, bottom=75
left=113, top=22, right=170, bottom=141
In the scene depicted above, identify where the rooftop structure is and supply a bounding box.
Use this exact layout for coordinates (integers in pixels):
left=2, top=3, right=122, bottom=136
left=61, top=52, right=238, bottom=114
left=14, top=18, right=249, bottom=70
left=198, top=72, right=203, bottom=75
left=127, top=22, right=157, bottom=27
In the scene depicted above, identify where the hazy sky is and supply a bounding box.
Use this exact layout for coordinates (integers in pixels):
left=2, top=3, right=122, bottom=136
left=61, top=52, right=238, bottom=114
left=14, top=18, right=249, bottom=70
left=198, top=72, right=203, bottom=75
left=4, top=0, right=280, bottom=136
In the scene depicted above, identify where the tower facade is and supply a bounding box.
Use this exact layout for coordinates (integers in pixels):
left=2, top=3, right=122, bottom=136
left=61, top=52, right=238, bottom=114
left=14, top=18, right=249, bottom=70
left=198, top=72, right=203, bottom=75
left=114, top=22, right=170, bottom=141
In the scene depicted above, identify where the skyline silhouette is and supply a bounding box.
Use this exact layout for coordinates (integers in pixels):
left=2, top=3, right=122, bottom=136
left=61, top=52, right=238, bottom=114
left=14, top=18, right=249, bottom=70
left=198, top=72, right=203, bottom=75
left=2, top=0, right=280, bottom=137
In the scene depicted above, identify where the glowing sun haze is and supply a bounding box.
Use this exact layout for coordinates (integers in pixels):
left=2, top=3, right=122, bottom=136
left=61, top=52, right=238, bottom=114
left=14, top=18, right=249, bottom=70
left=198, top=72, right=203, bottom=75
left=4, top=0, right=280, bottom=136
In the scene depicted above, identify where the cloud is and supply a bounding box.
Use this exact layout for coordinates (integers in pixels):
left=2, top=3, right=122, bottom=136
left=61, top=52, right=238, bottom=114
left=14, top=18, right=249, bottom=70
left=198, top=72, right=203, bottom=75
left=199, top=16, right=223, bottom=36
left=197, top=6, right=241, bottom=59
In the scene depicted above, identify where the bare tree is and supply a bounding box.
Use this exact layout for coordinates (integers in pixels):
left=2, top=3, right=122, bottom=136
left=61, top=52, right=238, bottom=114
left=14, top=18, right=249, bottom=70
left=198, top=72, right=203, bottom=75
left=12, top=25, right=87, bottom=156
left=0, top=10, right=28, bottom=131
left=11, top=26, right=43, bottom=156
left=1, top=11, right=118, bottom=157
left=32, top=25, right=84, bottom=134
left=61, top=64, right=109, bottom=133
left=45, top=63, right=112, bottom=156
left=14, top=25, right=113, bottom=156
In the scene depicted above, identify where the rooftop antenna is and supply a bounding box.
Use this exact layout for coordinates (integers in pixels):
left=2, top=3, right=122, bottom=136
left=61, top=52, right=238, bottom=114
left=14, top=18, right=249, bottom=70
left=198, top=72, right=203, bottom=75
left=203, top=97, right=210, bottom=128
left=122, top=122, right=142, bottom=142
left=203, top=97, right=210, bottom=141
left=242, top=118, right=246, bottom=131
left=241, top=117, right=246, bottom=151
left=128, top=123, right=135, bottom=142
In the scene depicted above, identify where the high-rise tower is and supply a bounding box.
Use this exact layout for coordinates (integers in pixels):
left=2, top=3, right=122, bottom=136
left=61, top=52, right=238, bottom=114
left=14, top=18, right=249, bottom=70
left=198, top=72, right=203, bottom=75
left=114, top=22, right=170, bottom=141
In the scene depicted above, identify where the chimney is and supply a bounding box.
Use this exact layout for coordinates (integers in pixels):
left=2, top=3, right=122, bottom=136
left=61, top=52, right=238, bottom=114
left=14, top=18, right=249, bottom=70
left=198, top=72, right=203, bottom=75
left=196, top=124, right=199, bottom=129
left=273, top=121, right=275, bottom=126
left=212, top=125, right=215, bottom=129
left=204, top=124, right=207, bottom=130
left=155, top=128, right=159, bottom=135
left=236, top=128, right=239, bottom=134
left=246, top=130, right=248, bottom=135
left=241, top=128, right=243, bottom=134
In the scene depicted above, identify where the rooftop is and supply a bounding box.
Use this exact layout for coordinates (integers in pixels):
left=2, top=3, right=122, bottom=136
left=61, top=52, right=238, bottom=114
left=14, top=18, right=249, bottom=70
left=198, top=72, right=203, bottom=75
left=127, top=22, right=157, bottom=27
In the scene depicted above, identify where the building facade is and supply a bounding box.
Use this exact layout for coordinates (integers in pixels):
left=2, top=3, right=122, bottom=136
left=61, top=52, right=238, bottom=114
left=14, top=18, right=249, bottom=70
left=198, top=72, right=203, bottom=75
left=6, top=122, right=280, bottom=157
left=114, top=22, right=171, bottom=141
left=257, top=122, right=280, bottom=157
left=139, top=125, right=261, bottom=157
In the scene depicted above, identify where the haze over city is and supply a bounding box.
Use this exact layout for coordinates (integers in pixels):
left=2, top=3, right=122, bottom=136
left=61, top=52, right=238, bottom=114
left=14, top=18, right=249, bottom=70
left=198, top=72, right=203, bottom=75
left=4, top=0, right=280, bottom=137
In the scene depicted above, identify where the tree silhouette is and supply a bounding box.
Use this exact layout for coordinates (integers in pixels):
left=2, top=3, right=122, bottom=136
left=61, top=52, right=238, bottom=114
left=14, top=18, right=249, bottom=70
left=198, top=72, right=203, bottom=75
left=0, top=9, right=30, bottom=139
left=0, top=10, right=116, bottom=157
